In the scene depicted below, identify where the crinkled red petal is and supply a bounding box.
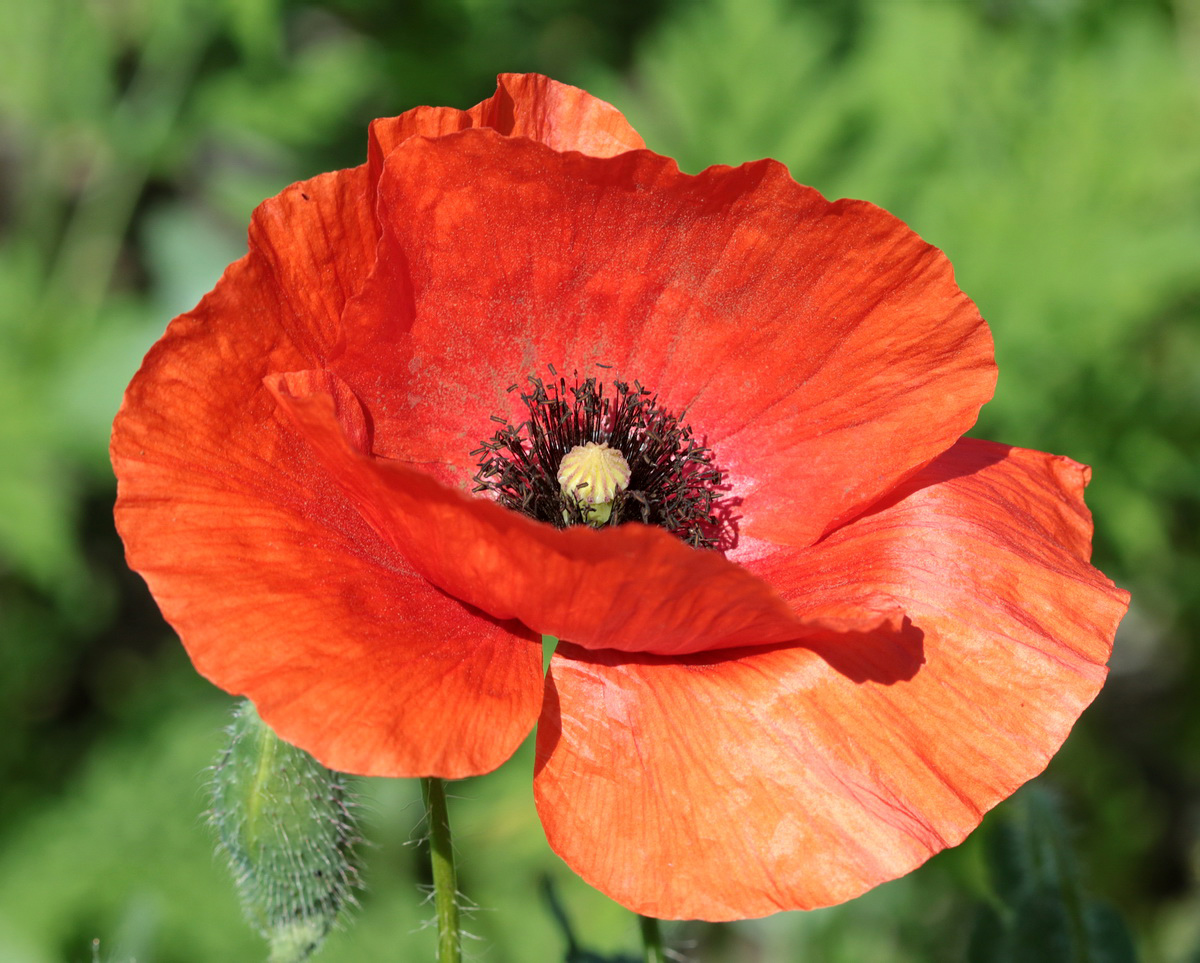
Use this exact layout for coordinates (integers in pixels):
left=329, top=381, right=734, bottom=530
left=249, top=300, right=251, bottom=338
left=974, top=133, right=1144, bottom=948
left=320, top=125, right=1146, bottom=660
left=368, top=73, right=645, bottom=196
left=268, top=373, right=907, bottom=656
left=111, top=167, right=542, bottom=778
left=533, top=439, right=1129, bottom=919
left=334, top=127, right=996, bottom=549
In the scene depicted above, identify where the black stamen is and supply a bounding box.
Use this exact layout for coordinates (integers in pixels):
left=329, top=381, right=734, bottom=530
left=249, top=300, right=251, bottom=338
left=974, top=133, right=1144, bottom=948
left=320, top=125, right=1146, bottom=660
left=472, top=372, right=730, bottom=549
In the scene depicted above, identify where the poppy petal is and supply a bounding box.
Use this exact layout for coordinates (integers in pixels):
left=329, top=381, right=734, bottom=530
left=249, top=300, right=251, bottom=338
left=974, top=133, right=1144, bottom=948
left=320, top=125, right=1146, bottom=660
left=533, top=439, right=1128, bottom=920
left=112, top=169, right=543, bottom=778
left=368, top=73, right=645, bottom=195
left=334, top=128, right=995, bottom=549
left=118, top=462, right=542, bottom=778
left=267, top=372, right=910, bottom=656
left=245, top=166, right=378, bottom=362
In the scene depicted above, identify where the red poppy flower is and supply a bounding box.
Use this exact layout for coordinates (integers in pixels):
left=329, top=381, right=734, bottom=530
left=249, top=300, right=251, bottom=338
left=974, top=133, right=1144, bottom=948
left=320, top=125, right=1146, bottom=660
left=111, top=74, right=1128, bottom=921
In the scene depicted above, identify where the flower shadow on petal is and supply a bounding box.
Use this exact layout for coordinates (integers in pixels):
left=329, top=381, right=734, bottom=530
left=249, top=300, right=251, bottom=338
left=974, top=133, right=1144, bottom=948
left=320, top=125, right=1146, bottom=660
left=839, top=441, right=1012, bottom=529
left=799, top=617, right=925, bottom=684
left=536, top=624, right=925, bottom=777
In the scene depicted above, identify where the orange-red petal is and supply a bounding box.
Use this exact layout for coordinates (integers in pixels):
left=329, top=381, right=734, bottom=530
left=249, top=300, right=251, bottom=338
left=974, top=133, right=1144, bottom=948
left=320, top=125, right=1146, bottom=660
left=117, top=448, right=541, bottom=778
left=367, top=73, right=645, bottom=196
left=111, top=167, right=542, bottom=778
left=334, top=127, right=996, bottom=548
left=268, top=373, right=908, bottom=656
left=533, top=439, right=1128, bottom=919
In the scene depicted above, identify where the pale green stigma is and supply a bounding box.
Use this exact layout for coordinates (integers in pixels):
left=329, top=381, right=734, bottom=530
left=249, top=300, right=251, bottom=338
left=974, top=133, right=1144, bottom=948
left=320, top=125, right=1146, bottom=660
left=556, top=441, right=631, bottom=526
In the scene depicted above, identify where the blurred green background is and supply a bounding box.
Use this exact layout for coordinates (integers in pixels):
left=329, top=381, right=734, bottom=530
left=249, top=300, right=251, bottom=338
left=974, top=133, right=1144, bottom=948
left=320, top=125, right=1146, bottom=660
left=1, top=0, right=1197, bottom=959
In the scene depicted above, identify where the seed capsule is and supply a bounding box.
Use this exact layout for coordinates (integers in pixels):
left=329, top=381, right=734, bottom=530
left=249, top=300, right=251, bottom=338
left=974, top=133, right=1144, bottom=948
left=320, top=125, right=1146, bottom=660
left=557, top=441, right=632, bottom=525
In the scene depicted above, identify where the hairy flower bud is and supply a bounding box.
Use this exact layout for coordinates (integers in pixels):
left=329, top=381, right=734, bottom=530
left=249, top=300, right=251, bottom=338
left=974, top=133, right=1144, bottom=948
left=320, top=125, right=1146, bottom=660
left=209, top=700, right=360, bottom=963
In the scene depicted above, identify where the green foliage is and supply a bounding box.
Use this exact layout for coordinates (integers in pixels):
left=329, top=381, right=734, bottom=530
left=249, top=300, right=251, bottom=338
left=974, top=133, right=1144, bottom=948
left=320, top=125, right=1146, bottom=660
left=0, top=697, right=263, bottom=963
left=967, top=787, right=1139, bottom=963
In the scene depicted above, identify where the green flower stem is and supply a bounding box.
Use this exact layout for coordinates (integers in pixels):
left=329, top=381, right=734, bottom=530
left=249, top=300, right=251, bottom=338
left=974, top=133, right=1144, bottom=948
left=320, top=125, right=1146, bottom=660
left=639, top=915, right=665, bottom=963
left=542, top=634, right=559, bottom=675
left=421, top=777, right=460, bottom=963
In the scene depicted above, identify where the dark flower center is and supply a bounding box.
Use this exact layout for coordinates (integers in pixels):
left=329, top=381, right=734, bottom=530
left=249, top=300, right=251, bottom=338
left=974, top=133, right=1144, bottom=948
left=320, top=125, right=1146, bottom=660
left=471, top=370, right=726, bottom=549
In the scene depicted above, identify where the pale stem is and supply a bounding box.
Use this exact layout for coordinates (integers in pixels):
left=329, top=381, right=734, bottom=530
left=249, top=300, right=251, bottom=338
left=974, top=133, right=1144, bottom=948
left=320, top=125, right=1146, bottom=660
left=421, top=777, right=461, bottom=963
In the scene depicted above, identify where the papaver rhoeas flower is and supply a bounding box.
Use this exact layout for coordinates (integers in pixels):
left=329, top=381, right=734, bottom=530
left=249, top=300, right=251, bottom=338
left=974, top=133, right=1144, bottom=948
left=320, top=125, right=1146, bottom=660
left=111, top=74, right=1128, bottom=921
